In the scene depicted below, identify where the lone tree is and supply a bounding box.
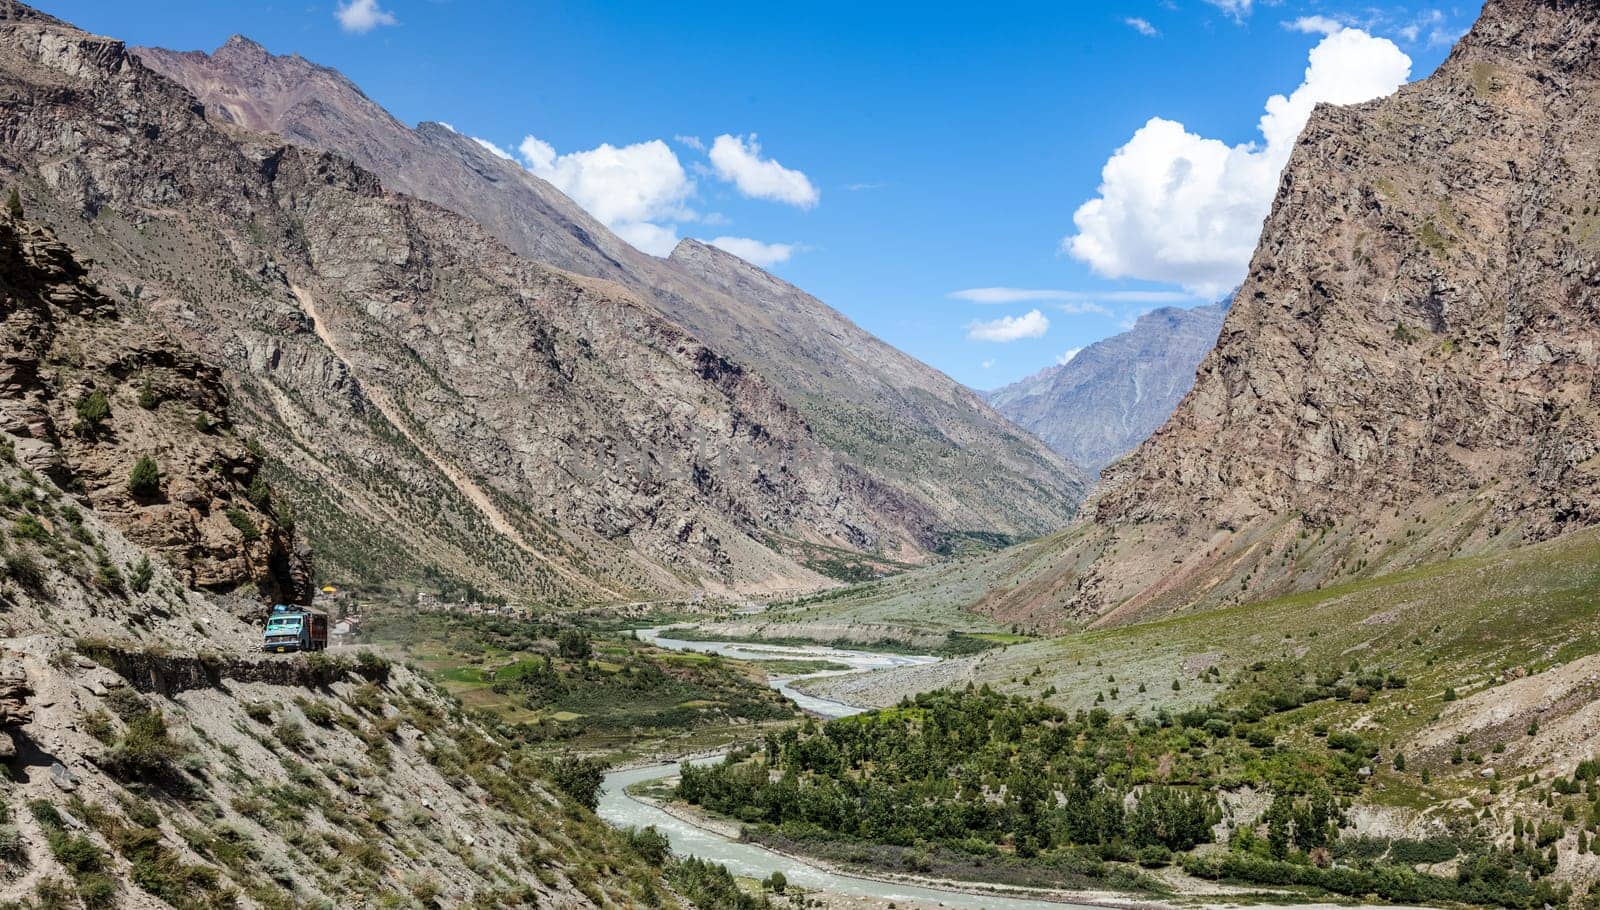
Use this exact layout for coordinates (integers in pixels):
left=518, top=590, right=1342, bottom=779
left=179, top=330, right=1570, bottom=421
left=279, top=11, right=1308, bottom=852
left=128, top=456, right=161, bottom=497
left=5, top=187, right=21, bottom=219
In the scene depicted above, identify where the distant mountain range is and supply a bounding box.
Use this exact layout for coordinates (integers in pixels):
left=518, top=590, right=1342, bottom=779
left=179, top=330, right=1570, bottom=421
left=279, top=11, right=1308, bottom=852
left=985, top=302, right=1228, bottom=474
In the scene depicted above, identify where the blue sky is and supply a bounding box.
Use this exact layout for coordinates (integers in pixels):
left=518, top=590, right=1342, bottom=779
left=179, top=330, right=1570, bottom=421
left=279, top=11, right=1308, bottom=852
left=46, top=0, right=1476, bottom=389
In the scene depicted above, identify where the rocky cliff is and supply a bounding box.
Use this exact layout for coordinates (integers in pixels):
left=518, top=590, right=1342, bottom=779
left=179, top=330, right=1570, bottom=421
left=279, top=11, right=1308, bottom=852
left=0, top=2, right=977, bottom=601
left=933, top=0, right=1600, bottom=629
left=0, top=202, right=665, bottom=907
left=0, top=211, right=308, bottom=603
left=135, top=35, right=1086, bottom=554
left=986, top=302, right=1228, bottom=474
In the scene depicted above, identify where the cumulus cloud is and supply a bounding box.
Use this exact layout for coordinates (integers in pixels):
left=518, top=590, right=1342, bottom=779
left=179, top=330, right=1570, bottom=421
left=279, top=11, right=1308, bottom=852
left=1286, top=15, right=1345, bottom=35
left=708, top=134, right=819, bottom=209
left=336, top=0, right=397, bottom=33
left=967, top=310, right=1050, bottom=343
left=472, top=137, right=515, bottom=161
left=950, top=287, right=1194, bottom=305
left=1056, top=348, right=1083, bottom=365
left=1065, top=28, right=1411, bottom=296
left=1125, top=17, right=1159, bottom=37
left=707, top=236, right=802, bottom=267
left=517, top=135, right=694, bottom=255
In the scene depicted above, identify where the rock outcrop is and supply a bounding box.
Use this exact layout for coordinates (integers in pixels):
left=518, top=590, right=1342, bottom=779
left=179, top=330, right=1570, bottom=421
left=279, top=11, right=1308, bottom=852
left=986, top=302, right=1229, bottom=474
left=0, top=212, right=308, bottom=602
left=0, top=197, right=664, bottom=910
left=136, top=35, right=1086, bottom=556
left=932, top=0, right=1600, bottom=628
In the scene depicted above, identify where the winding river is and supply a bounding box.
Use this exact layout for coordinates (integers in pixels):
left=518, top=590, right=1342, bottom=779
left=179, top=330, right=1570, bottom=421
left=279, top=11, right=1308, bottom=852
left=598, top=628, right=1099, bottom=909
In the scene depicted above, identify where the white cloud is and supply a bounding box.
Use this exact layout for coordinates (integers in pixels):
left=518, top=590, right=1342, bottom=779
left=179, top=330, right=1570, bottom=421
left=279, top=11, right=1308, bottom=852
left=967, top=310, right=1050, bottom=343
left=1205, top=0, right=1252, bottom=21
left=1065, top=28, right=1410, bottom=296
left=950, top=287, right=1195, bottom=305
left=845, top=182, right=883, bottom=191
left=1125, top=17, right=1159, bottom=37
left=981, top=359, right=996, bottom=370
left=335, top=0, right=397, bottom=33
left=674, top=134, right=706, bottom=151
left=1058, top=302, right=1112, bottom=316
left=472, top=137, right=515, bottom=161
left=1286, top=15, right=1345, bottom=35
left=707, top=236, right=802, bottom=267
left=1056, top=347, right=1083, bottom=366
left=517, top=135, right=694, bottom=256
left=708, top=134, right=819, bottom=209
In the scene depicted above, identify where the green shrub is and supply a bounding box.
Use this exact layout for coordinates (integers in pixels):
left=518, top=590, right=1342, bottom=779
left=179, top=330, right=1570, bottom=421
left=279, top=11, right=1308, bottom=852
left=225, top=509, right=260, bottom=541
left=127, top=457, right=161, bottom=497
left=103, top=710, right=190, bottom=783
left=5, top=186, right=22, bottom=219
left=0, top=823, right=26, bottom=865
left=274, top=719, right=309, bottom=752
left=75, top=391, right=111, bottom=437
left=547, top=755, right=607, bottom=810
left=3, top=551, right=47, bottom=591
left=93, top=560, right=124, bottom=596
left=246, top=475, right=271, bottom=510
left=299, top=700, right=335, bottom=727
left=129, top=556, right=153, bottom=594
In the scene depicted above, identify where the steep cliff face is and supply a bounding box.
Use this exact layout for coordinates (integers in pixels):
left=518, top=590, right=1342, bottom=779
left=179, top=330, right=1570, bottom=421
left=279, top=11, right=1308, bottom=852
left=665, top=239, right=1083, bottom=541
left=0, top=3, right=965, bottom=600
left=963, top=0, right=1600, bottom=628
left=135, top=36, right=1087, bottom=548
left=986, top=302, right=1228, bottom=474
left=0, top=204, right=663, bottom=907
left=0, top=212, right=308, bottom=603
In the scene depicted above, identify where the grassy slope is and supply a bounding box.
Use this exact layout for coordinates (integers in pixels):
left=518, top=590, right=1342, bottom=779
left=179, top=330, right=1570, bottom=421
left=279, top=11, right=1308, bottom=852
left=362, top=612, right=803, bottom=762
left=803, top=528, right=1600, bottom=815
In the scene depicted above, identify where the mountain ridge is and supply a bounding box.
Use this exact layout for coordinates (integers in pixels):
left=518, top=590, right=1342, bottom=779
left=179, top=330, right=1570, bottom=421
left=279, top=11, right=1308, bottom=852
left=0, top=5, right=963, bottom=601
left=985, top=301, right=1229, bottom=474
left=134, top=36, right=1087, bottom=556
left=823, top=0, right=1600, bottom=632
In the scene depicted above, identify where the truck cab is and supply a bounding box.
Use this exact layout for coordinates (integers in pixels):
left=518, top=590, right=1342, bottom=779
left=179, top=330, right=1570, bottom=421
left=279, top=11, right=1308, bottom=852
left=262, top=605, right=329, bottom=653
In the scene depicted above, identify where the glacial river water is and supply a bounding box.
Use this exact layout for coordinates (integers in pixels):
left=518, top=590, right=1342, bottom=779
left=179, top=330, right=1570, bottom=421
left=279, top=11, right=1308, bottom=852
left=596, top=628, right=1099, bottom=909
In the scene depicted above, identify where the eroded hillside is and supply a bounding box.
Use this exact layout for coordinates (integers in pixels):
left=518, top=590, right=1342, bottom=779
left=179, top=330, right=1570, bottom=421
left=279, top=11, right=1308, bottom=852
left=0, top=207, right=670, bottom=908
left=940, top=0, right=1600, bottom=629
left=134, top=35, right=1086, bottom=557
left=0, top=1, right=980, bottom=602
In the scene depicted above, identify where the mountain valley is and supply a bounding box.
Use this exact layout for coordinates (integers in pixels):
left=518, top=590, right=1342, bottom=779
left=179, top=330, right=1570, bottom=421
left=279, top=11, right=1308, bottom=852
left=4, top=0, right=1600, bottom=908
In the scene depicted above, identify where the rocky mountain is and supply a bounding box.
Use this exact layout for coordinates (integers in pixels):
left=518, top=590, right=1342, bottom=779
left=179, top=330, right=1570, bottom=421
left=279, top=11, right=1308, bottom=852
left=0, top=204, right=665, bottom=907
left=0, top=210, right=308, bottom=604
left=985, top=302, right=1228, bottom=474
left=135, top=35, right=1086, bottom=558
left=0, top=2, right=1010, bottom=602
left=885, top=0, right=1600, bottom=630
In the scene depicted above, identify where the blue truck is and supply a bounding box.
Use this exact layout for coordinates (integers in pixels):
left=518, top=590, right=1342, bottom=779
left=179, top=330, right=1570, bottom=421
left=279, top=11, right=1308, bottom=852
left=261, top=604, right=329, bottom=653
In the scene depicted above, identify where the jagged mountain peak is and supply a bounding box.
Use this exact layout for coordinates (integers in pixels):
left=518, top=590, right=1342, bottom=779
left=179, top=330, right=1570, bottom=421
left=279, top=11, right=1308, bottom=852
left=987, top=301, right=1229, bottom=474
left=217, top=33, right=267, bottom=55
